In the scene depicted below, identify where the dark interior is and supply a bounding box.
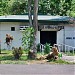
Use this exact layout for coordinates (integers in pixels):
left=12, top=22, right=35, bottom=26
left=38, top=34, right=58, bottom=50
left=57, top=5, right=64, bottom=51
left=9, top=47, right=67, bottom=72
left=40, top=31, right=56, bottom=46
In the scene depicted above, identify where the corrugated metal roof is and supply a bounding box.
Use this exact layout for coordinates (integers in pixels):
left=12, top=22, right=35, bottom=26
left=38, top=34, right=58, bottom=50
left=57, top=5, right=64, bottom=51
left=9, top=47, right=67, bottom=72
left=0, top=15, right=70, bottom=22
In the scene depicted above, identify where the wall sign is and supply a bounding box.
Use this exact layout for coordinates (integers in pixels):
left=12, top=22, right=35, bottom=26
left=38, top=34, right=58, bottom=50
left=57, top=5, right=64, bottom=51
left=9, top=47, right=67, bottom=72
left=73, top=37, right=75, bottom=39
left=66, top=37, right=75, bottom=39
left=39, top=25, right=64, bottom=30
left=66, top=37, right=72, bottom=39
left=44, top=25, right=64, bottom=29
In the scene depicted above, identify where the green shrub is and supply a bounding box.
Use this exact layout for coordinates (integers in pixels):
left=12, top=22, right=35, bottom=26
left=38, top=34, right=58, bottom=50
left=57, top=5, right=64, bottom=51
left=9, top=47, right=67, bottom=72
left=58, top=53, right=62, bottom=58
left=12, top=47, right=23, bottom=59
left=37, top=43, right=40, bottom=52
left=44, top=43, right=52, bottom=54
left=22, top=27, right=34, bottom=50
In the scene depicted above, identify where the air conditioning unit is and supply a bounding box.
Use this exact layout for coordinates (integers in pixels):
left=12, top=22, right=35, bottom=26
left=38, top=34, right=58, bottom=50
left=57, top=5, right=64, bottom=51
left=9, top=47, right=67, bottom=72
left=20, top=25, right=29, bottom=31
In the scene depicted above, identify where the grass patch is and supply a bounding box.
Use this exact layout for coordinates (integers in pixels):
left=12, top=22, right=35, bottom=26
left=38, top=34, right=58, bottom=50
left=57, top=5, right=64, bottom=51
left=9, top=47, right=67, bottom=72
left=48, top=59, right=74, bottom=64
left=54, top=59, right=70, bottom=64
left=63, top=52, right=75, bottom=56
left=0, top=55, right=27, bottom=61
left=1, top=60, right=27, bottom=64
left=0, top=55, right=28, bottom=64
left=0, top=50, right=28, bottom=64
left=0, top=55, right=14, bottom=61
left=0, top=50, right=75, bottom=64
left=1, top=50, right=12, bottom=54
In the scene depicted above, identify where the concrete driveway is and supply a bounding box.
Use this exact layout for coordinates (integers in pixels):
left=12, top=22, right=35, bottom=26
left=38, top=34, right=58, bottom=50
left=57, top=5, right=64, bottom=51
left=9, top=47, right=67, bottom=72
left=0, top=64, right=75, bottom=75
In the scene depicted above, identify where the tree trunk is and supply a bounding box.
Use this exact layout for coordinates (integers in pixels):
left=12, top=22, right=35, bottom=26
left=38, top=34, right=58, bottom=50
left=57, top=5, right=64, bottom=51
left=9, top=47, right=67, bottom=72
left=28, top=0, right=38, bottom=59
left=28, top=0, right=32, bottom=26
left=33, top=0, right=38, bottom=31
left=31, top=0, right=38, bottom=52
left=0, top=40, right=1, bottom=54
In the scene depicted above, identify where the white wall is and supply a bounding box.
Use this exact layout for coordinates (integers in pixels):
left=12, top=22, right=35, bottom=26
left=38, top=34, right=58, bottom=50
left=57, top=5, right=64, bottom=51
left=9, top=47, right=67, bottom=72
left=57, top=25, right=75, bottom=47
left=36, top=31, right=40, bottom=44
left=64, top=26, right=75, bottom=47
left=57, top=29, right=64, bottom=45
left=0, top=22, right=23, bottom=49
left=1, top=22, right=75, bottom=49
left=0, top=22, right=40, bottom=49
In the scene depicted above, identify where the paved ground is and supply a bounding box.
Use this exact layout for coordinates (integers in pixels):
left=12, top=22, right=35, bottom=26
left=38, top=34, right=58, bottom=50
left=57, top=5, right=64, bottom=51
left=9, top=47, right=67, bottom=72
left=0, top=64, right=75, bottom=75
left=61, top=54, right=75, bottom=63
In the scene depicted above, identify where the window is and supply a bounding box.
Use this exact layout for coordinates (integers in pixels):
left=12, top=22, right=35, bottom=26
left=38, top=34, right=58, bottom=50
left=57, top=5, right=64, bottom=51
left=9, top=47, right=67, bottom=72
left=11, top=27, right=15, bottom=31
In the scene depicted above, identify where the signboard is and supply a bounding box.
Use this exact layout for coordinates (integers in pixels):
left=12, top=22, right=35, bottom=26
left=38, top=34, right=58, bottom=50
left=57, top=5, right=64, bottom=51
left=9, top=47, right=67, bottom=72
left=39, top=25, right=64, bottom=30
left=66, top=37, right=75, bottom=39
left=44, top=25, right=64, bottom=29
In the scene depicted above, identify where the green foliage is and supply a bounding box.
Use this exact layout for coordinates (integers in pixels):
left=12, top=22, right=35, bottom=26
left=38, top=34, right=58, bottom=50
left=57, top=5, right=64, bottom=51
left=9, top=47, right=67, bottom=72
left=11, top=0, right=28, bottom=15
left=58, top=53, right=62, bottom=58
left=12, top=47, right=23, bottom=59
left=44, top=43, right=52, bottom=54
left=0, top=0, right=75, bottom=16
left=37, top=43, right=41, bottom=52
left=69, top=11, right=75, bottom=17
left=22, top=27, right=34, bottom=50
left=0, top=0, right=13, bottom=16
left=38, top=0, right=73, bottom=16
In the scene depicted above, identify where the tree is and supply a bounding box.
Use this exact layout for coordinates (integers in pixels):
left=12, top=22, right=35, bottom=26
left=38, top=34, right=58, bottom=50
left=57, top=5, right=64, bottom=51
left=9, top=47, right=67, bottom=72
left=69, top=0, right=75, bottom=17
left=38, top=0, right=73, bottom=16
left=27, top=0, right=38, bottom=51
left=11, top=0, right=28, bottom=15
left=0, top=0, right=75, bottom=16
left=32, top=0, right=38, bottom=51
left=28, top=0, right=32, bottom=26
left=0, top=0, right=13, bottom=16
left=27, top=0, right=38, bottom=59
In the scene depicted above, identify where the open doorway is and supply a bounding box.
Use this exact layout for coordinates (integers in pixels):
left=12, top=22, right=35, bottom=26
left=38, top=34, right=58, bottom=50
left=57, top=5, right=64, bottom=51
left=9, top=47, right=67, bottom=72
left=40, top=31, right=57, bottom=46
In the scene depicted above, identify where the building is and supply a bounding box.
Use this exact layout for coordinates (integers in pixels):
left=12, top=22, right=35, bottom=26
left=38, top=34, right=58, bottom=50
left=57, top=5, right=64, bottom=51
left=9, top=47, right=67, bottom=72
left=0, top=15, right=75, bottom=50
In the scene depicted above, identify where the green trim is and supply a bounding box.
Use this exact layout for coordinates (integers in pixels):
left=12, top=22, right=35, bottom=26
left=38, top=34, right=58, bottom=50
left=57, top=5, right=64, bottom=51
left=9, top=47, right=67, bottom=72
left=0, top=19, right=69, bottom=24
left=0, top=15, right=70, bottom=22
left=0, top=19, right=69, bottom=26
left=0, top=19, right=29, bottom=22
left=38, top=20, right=69, bottom=25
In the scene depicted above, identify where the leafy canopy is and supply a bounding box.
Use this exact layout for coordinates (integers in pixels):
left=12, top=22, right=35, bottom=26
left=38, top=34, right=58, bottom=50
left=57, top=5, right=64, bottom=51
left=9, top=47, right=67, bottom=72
left=0, top=0, right=75, bottom=16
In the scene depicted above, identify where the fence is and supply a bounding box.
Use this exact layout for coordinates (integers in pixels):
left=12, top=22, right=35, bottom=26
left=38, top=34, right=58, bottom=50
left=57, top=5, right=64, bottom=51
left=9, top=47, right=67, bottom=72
left=40, top=44, right=45, bottom=53
left=40, top=43, right=75, bottom=55
left=54, top=44, right=75, bottom=55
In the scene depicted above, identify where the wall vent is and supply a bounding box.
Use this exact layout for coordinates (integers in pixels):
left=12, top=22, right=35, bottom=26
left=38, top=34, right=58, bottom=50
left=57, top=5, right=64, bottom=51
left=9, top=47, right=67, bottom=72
left=20, top=25, right=29, bottom=31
